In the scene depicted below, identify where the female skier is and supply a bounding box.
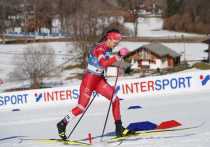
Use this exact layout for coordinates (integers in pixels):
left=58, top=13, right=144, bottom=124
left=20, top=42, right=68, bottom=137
left=57, top=29, right=134, bottom=140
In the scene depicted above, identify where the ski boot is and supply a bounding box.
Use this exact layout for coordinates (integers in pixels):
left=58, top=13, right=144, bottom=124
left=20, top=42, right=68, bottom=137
left=57, top=119, right=68, bottom=140
left=115, top=120, right=136, bottom=137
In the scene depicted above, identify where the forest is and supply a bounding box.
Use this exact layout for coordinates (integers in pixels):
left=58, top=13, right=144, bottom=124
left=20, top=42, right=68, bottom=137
left=163, top=0, right=210, bottom=34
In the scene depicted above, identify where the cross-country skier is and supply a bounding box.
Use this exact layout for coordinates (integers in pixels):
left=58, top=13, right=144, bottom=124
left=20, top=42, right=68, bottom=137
left=57, top=29, right=135, bottom=140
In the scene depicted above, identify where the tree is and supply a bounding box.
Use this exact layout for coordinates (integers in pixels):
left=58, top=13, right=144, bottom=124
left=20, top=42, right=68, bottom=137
left=9, top=44, right=56, bottom=89
left=0, top=0, right=29, bottom=35
left=163, top=0, right=210, bottom=33
left=64, top=0, right=120, bottom=67
left=0, top=0, right=7, bottom=42
left=117, top=0, right=139, bottom=10
left=0, top=0, right=5, bottom=32
left=0, top=0, right=19, bottom=42
left=165, top=0, right=183, bottom=17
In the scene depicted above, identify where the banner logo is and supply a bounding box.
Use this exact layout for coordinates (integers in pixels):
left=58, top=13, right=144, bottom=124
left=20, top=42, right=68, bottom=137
left=0, top=94, right=28, bottom=106
left=200, top=75, right=210, bottom=86
left=35, top=93, right=43, bottom=102
left=121, top=76, right=192, bottom=95
left=34, top=89, right=79, bottom=103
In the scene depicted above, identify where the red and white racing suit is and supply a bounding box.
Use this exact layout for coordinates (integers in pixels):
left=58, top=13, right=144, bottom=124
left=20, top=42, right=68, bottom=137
left=71, top=42, right=121, bottom=121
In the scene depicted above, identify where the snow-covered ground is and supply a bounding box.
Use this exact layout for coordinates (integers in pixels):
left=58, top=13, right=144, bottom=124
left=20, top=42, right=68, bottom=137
left=0, top=89, right=210, bottom=147
left=125, top=17, right=207, bottom=37
left=0, top=41, right=208, bottom=91
left=0, top=41, right=208, bottom=88
left=0, top=42, right=80, bottom=89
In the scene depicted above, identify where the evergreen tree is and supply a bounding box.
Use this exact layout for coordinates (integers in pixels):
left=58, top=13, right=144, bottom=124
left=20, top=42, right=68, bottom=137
left=165, top=0, right=183, bottom=17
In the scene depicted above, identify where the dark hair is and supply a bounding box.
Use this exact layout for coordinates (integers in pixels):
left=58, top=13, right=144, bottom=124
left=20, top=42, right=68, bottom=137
left=106, top=29, right=120, bottom=34
left=98, top=29, right=121, bottom=43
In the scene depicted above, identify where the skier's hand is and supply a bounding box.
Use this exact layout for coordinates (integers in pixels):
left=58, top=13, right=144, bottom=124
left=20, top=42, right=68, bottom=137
left=118, top=48, right=129, bottom=57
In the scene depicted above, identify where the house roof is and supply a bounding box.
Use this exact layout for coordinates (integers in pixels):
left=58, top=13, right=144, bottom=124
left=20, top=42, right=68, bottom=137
left=139, top=43, right=181, bottom=58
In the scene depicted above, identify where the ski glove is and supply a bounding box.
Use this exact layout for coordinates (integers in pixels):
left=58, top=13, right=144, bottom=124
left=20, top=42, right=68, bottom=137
left=119, top=48, right=129, bottom=57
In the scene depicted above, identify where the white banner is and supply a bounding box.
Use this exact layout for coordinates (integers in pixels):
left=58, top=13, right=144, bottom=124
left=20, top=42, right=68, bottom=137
left=0, top=70, right=210, bottom=111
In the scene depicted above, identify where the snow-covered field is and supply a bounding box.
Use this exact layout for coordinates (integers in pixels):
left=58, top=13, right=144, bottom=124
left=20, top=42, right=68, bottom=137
left=0, top=89, right=210, bottom=147
left=0, top=41, right=207, bottom=92
left=125, top=17, right=207, bottom=37
left=0, top=41, right=207, bottom=81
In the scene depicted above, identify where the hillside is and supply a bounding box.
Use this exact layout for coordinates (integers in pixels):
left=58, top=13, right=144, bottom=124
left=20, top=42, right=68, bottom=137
left=163, top=0, right=210, bottom=34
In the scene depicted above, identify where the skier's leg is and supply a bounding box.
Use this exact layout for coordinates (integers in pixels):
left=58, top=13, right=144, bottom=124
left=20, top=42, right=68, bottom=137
left=95, top=78, right=121, bottom=121
left=71, top=85, right=92, bottom=116
left=57, top=73, right=97, bottom=140
left=95, top=78, right=135, bottom=137
left=71, top=73, right=100, bottom=116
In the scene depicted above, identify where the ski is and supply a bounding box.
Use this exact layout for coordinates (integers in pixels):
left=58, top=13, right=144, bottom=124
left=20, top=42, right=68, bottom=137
left=108, top=121, right=205, bottom=143
left=21, top=138, right=91, bottom=146
left=109, top=132, right=196, bottom=146
left=20, top=122, right=204, bottom=145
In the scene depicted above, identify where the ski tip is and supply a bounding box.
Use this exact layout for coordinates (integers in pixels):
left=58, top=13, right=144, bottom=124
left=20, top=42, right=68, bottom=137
left=12, top=108, right=21, bottom=112
left=128, top=105, right=142, bottom=110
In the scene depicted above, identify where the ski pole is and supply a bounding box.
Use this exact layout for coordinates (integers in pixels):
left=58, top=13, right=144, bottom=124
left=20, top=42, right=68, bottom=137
left=100, top=59, right=122, bottom=141
left=67, top=92, right=97, bottom=139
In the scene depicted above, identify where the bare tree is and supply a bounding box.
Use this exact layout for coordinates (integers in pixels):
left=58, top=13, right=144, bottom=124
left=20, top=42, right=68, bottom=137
left=64, top=0, right=107, bottom=67
left=64, top=0, right=127, bottom=67
left=0, top=0, right=7, bottom=42
left=117, top=0, right=139, bottom=36
left=0, top=0, right=28, bottom=36
left=55, top=0, right=79, bottom=33
left=0, top=0, right=5, bottom=29
left=0, top=0, right=18, bottom=41
left=9, top=44, right=56, bottom=89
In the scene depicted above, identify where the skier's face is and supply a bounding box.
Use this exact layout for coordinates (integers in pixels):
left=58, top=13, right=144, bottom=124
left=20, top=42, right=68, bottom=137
left=107, top=39, right=120, bottom=48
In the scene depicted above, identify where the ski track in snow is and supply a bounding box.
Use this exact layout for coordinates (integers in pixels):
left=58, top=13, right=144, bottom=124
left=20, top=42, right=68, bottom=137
left=1, top=90, right=210, bottom=147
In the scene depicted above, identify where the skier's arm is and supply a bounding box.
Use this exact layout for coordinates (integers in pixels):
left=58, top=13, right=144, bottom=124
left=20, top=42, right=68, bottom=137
left=99, top=55, right=119, bottom=68
left=96, top=49, right=120, bottom=68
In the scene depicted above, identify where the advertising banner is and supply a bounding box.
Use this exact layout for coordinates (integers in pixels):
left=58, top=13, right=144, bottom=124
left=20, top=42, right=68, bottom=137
left=0, top=70, right=210, bottom=110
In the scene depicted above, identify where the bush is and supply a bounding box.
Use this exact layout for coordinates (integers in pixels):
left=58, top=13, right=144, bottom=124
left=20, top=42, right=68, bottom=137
left=167, top=62, right=191, bottom=73
left=193, top=62, right=210, bottom=70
